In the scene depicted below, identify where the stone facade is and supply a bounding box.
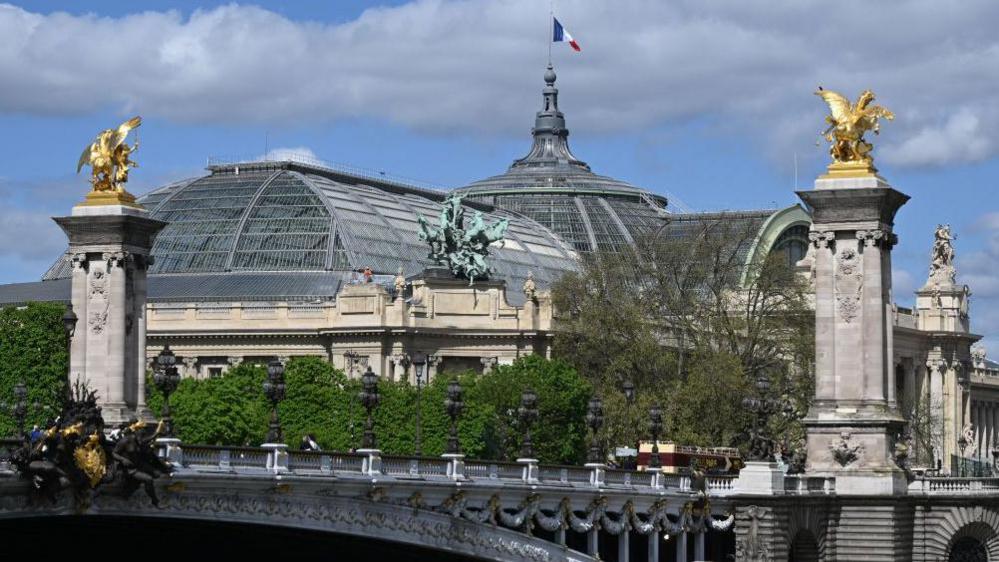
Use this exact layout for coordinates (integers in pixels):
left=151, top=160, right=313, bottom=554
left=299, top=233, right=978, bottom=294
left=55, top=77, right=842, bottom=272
left=145, top=270, right=554, bottom=382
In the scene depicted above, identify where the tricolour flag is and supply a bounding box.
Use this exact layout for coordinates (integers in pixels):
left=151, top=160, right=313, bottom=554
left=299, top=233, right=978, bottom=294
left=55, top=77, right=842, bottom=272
left=553, top=17, right=581, bottom=52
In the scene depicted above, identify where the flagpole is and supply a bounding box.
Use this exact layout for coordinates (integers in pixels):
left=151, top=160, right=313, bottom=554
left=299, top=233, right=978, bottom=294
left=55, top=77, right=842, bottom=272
left=548, top=0, right=553, bottom=65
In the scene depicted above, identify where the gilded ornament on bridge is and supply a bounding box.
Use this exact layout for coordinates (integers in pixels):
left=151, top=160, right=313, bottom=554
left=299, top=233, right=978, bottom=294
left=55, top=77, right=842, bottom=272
left=815, top=87, right=894, bottom=178
left=76, top=116, right=143, bottom=206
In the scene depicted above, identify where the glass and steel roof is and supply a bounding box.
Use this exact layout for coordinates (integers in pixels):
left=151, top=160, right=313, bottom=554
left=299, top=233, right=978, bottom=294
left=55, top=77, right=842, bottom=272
left=454, top=64, right=669, bottom=254
left=41, top=160, right=579, bottom=304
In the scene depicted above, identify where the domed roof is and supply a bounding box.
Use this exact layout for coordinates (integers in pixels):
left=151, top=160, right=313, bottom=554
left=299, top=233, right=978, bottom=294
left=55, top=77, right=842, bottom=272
left=454, top=64, right=668, bottom=253
left=42, top=160, right=579, bottom=303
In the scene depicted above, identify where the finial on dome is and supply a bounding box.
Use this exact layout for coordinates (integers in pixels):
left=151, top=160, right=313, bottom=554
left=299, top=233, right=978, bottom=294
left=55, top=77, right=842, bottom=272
left=544, top=63, right=556, bottom=86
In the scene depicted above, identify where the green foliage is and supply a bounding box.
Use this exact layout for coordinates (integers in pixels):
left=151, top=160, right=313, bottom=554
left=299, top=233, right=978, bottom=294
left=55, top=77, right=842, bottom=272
left=0, top=303, right=68, bottom=437
left=147, top=355, right=589, bottom=462
left=552, top=219, right=816, bottom=456
left=471, top=355, right=591, bottom=464
left=149, top=363, right=269, bottom=445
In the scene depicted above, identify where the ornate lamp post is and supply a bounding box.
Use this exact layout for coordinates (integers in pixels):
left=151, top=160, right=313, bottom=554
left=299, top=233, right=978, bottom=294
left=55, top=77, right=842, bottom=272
left=586, top=396, right=604, bottom=464
left=648, top=404, right=664, bottom=469
left=61, top=304, right=78, bottom=403
left=742, top=372, right=776, bottom=462
left=622, top=380, right=636, bottom=404
left=262, top=359, right=286, bottom=444
left=359, top=366, right=380, bottom=449
left=153, top=346, right=181, bottom=437
left=411, top=351, right=427, bottom=456
left=444, top=379, right=464, bottom=454
left=518, top=388, right=539, bottom=459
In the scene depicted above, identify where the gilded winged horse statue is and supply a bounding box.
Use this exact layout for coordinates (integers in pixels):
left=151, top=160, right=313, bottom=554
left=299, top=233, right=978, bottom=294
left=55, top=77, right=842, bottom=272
left=77, top=116, right=141, bottom=197
left=815, top=88, right=893, bottom=168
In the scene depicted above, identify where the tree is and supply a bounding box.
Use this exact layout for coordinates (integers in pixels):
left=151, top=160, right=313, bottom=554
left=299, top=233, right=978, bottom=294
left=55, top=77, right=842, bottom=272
left=470, top=355, right=591, bottom=464
left=0, top=303, right=68, bottom=437
left=148, top=363, right=269, bottom=445
left=552, top=217, right=815, bottom=454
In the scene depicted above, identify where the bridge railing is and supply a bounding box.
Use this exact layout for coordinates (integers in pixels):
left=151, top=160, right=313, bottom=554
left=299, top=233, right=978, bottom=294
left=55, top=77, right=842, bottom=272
left=909, top=477, right=999, bottom=494
left=163, top=442, right=734, bottom=494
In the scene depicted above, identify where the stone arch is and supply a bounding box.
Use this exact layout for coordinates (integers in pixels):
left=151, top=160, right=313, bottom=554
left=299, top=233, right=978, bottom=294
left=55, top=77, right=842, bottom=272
left=738, top=204, right=812, bottom=286
left=789, top=529, right=820, bottom=562
left=927, top=506, right=999, bottom=561
left=786, top=505, right=828, bottom=561
left=0, top=488, right=595, bottom=562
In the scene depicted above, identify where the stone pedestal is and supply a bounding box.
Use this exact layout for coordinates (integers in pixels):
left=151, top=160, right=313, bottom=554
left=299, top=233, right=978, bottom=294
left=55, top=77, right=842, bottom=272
left=734, top=461, right=785, bottom=495
left=442, top=453, right=465, bottom=480
left=262, top=443, right=289, bottom=473
left=798, top=174, right=908, bottom=494
left=156, top=437, right=183, bottom=466
left=54, top=204, right=166, bottom=425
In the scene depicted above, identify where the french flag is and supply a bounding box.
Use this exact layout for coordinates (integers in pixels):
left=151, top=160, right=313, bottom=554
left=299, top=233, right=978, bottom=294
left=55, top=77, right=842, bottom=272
left=553, top=17, right=581, bottom=52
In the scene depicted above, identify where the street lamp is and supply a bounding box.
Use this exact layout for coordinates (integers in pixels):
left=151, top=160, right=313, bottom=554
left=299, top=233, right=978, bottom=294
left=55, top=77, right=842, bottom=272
left=153, top=345, right=181, bottom=437
left=586, top=396, right=604, bottom=464
left=444, top=379, right=464, bottom=454
left=411, top=351, right=428, bottom=456
left=622, top=380, right=636, bottom=404
left=518, top=388, right=539, bottom=459
left=359, top=366, right=381, bottom=449
left=262, top=359, right=286, bottom=444
left=61, top=304, right=78, bottom=403
left=742, top=372, right=776, bottom=462
left=648, top=404, right=664, bottom=469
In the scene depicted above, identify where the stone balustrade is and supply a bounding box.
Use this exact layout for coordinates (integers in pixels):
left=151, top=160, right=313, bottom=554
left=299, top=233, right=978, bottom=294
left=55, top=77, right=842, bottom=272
left=161, top=443, right=736, bottom=496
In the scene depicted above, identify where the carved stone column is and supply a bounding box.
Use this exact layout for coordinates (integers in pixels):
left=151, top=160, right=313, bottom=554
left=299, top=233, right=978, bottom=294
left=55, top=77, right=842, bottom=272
left=798, top=175, right=909, bottom=494
left=54, top=205, right=166, bottom=425
left=181, top=356, right=199, bottom=378
left=480, top=356, right=498, bottom=374
left=133, top=254, right=153, bottom=419
left=928, top=359, right=946, bottom=467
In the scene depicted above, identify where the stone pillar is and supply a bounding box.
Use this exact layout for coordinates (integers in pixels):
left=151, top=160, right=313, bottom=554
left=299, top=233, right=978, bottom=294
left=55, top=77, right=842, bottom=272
left=133, top=255, right=152, bottom=419
left=54, top=205, right=166, bottom=425
left=798, top=174, right=908, bottom=494
left=181, top=357, right=198, bottom=378
left=928, top=360, right=945, bottom=468
left=480, top=356, right=498, bottom=374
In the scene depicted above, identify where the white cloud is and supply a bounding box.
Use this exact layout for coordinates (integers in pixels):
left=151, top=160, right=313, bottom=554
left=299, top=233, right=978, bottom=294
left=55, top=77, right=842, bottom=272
left=882, top=109, right=993, bottom=167
left=261, top=146, right=319, bottom=163
left=959, top=213, right=999, bottom=351
left=1, top=1, right=999, bottom=167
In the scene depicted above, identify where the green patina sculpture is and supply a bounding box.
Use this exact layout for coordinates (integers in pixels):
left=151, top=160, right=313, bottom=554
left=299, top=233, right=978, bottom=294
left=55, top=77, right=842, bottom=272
left=418, top=194, right=509, bottom=284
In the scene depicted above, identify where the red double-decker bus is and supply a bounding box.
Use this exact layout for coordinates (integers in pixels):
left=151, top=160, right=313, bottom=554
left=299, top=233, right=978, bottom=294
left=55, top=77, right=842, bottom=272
left=636, top=441, right=743, bottom=475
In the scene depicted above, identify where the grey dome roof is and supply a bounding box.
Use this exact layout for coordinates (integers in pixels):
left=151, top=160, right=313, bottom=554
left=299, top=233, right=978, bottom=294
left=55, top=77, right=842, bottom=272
left=41, top=160, right=579, bottom=303
left=454, top=64, right=668, bottom=253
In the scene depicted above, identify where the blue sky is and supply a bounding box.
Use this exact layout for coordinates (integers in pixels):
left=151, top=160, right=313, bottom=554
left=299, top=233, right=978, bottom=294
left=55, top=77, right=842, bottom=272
left=1, top=1, right=997, bottom=349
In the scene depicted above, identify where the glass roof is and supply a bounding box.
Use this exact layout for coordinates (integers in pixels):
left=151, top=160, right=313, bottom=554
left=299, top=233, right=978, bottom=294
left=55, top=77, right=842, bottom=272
left=42, top=161, right=579, bottom=300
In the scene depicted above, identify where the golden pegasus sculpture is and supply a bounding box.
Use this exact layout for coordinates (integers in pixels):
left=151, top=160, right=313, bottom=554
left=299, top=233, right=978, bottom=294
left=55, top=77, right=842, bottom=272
left=815, top=88, right=893, bottom=176
left=76, top=116, right=142, bottom=205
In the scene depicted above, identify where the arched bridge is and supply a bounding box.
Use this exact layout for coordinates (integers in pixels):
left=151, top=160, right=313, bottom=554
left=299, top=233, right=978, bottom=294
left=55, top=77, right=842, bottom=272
left=0, top=444, right=737, bottom=562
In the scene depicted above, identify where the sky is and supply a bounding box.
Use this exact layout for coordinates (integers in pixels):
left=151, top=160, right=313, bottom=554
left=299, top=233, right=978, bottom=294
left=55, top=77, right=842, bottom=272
left=0, top=0, right=997, bottom=350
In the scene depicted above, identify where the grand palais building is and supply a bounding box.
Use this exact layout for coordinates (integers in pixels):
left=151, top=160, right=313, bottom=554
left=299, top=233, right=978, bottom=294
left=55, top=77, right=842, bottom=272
left=1, top=65, right=996, bottom=473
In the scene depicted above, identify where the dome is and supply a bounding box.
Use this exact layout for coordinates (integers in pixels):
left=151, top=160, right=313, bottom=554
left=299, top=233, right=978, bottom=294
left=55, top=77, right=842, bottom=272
left=454, top=65, right=668, bottom=253
left=41, top=160, right=579, bottom=303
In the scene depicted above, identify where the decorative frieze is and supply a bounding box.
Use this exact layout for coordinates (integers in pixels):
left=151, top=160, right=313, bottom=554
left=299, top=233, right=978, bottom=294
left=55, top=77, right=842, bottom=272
left=834, top=246, right=863, bottom=323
